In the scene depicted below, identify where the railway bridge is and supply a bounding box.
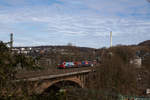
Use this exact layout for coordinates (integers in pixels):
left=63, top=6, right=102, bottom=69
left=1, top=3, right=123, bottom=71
left=16, top=69, right=93, bottom=94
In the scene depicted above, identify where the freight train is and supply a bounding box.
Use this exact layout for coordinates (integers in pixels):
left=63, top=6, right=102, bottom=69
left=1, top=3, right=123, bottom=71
left=57, top=61, right=95, bottom=69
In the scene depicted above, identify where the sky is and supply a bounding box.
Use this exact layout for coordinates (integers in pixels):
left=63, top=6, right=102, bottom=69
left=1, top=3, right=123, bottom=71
left=0, top=0, right=150, bottom=48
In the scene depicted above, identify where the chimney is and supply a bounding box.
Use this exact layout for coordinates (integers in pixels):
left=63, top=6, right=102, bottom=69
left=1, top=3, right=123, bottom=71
left=10, top=33, right=13, bottom=49
left=110, top=31, right=112, bottom=47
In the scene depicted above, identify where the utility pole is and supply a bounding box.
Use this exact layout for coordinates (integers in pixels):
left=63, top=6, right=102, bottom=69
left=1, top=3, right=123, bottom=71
left=110, top=31, right=112, bottom=47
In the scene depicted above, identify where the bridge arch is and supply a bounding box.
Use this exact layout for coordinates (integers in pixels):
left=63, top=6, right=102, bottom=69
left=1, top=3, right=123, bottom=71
left=43, top=79, right=82, bottom=94
left=35, top=77, right=83, bottom=94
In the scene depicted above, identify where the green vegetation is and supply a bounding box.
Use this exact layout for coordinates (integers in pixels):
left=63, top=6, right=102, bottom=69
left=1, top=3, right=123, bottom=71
left=0, top=41, right=41, bottom=98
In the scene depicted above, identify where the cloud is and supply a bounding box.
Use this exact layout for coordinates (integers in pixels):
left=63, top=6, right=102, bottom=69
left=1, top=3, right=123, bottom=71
left=0, top=0, right=150, bottom=48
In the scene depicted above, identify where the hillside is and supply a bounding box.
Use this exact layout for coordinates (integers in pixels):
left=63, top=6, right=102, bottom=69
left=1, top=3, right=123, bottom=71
left=138, top=40, right=150, bottom=47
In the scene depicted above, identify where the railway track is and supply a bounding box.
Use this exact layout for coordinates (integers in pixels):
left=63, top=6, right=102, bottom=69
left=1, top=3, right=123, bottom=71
left=15, top=66, right=95, bottom=79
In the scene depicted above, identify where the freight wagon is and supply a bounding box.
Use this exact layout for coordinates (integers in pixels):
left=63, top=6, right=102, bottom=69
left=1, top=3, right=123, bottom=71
left=57, top=61, right=94, bottom=69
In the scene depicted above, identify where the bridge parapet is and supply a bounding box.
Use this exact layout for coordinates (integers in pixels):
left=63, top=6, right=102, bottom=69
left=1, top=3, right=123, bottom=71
left=16, top=69, right=92, bottom=82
